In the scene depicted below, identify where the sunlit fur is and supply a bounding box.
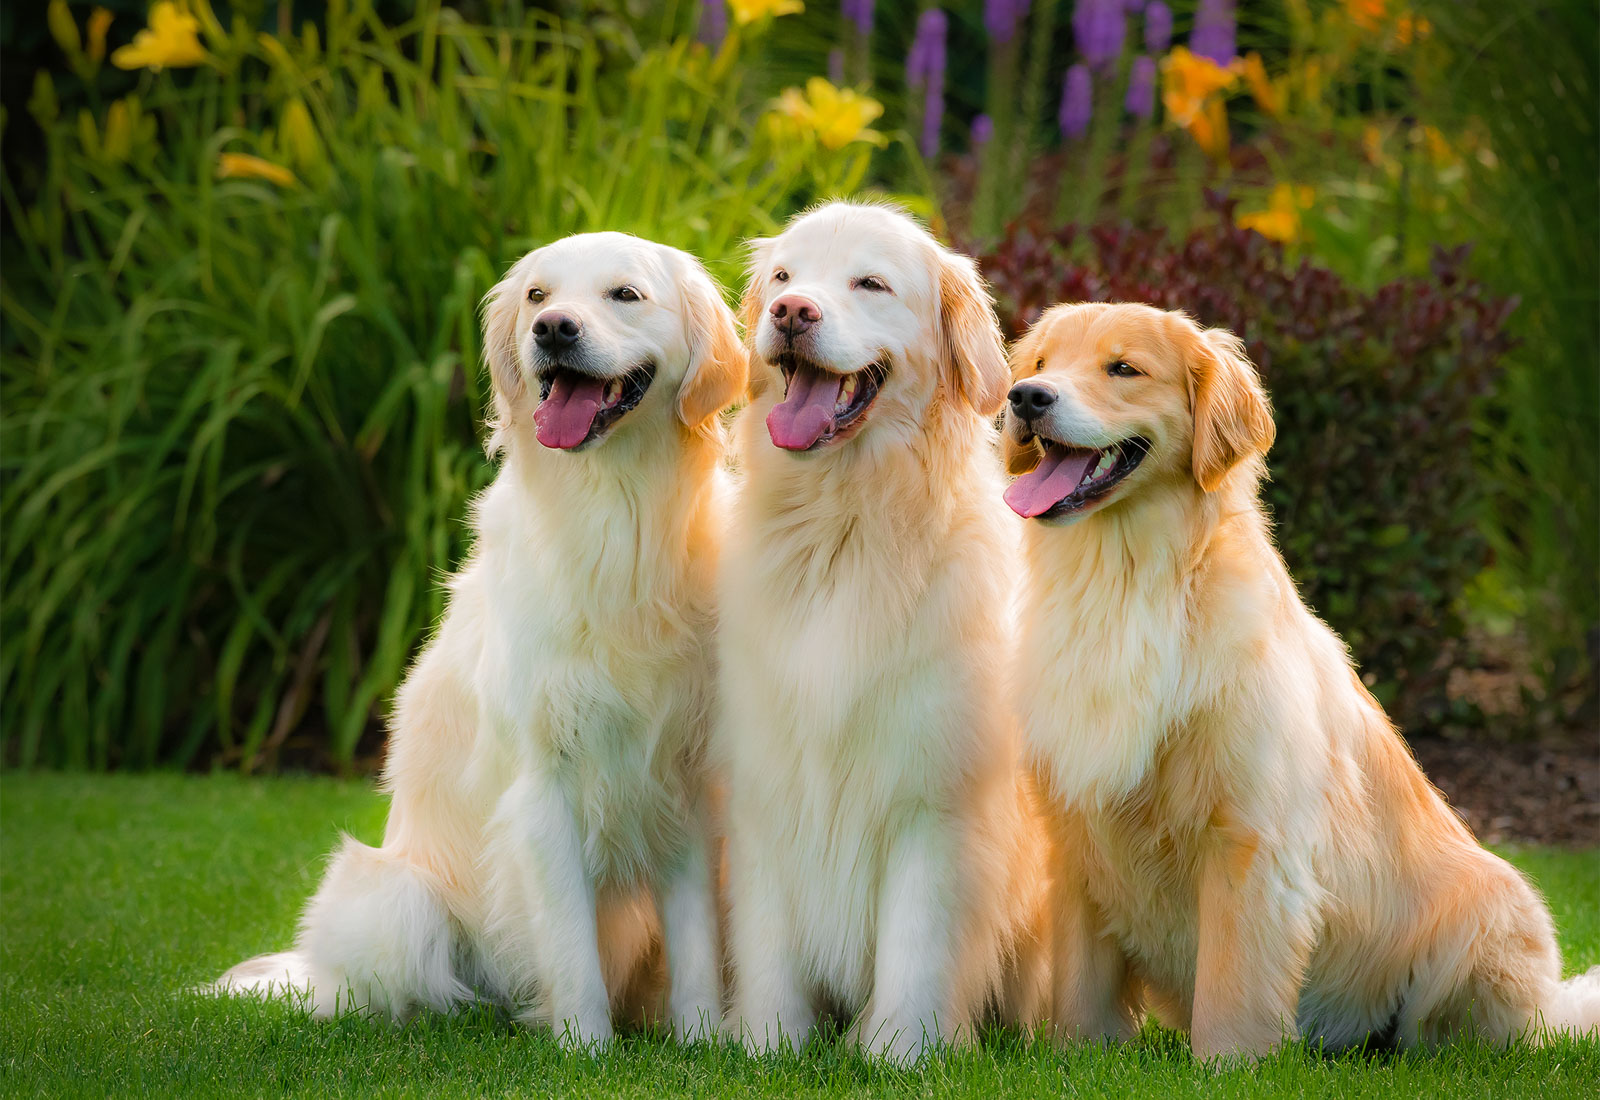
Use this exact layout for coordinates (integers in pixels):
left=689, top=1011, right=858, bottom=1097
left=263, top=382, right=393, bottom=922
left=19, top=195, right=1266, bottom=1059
left=719, top=202, right=1051, bottom=1062
left=212, top=234, right=748, bottom=1048
left=1006, top=301, right=1600, bottom=1058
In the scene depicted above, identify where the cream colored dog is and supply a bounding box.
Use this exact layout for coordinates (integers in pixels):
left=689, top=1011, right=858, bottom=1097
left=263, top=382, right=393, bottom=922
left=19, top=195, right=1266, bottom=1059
left=718, top=202, right=1051, bottom=1061
left=1003, top=301, right=1600, bottom=1057
left=214, top=232, right=747, bottom=1047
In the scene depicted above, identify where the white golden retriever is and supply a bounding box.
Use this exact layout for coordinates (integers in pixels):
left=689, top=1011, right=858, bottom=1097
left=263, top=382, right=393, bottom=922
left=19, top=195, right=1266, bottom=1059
left=718, top=202, right=1051, bottom=1061
left=214, top=232, right=748, bottom=1047
left=1003, top=301, right=1600, bottom=1056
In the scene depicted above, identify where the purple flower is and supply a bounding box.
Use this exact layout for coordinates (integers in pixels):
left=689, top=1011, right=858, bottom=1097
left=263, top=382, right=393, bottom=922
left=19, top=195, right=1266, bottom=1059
left=971, top=113, right=994, bottom=148
left=1143, top=1, right=1172, bottom=54
left=842, top=0, right=874, bottom=37
left=1072, top=0, right=1126, bottom=70
left=1059, top=63, right=1092, bottom=139
left=1125, top=54, right=1156, bottom=118
left=1123, top=0, right=1146, bottom=12
left=698, top=0, right=726, bottom=48
left=1190, top=0, right=1236, bottom=64
left=985, top=0, right=1031, bottom=46
left=827, top=48, right=845, bottom=85
left=907, top=10, right=948, bottom=158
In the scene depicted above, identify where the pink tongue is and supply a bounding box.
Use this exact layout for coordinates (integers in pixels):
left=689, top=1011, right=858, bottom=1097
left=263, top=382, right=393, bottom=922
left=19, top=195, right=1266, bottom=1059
left=534, top=373, right=607, bottom=450
left=1004, top=447, right=1096, bottom=518
left=767, top=365, right=844, bottom=451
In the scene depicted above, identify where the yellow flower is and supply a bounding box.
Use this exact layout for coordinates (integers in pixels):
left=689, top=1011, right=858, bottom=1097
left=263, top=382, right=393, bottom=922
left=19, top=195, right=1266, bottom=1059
left=87, top=8, right=113, bottom=64
left=1161, top=47, right=1237, bottom=160
left=1237, top=183, right=1315, bottom=244
left=113, top=1, right=209, bottom=71
left=769, top=78, right=883, bottom=150
left=217, top=152, right=297, bottom=187
left=1234, top=52, right=1281, bottom=117
left=728, top=0, right=804, bottom=25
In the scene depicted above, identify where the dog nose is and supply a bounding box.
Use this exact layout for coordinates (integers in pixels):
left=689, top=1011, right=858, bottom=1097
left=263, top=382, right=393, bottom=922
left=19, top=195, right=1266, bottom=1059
left=770, top=294, right=822, bottom=337
left=533, top=310, right=582, bottom=352
left=1008, top=381, right=1058, bottom=419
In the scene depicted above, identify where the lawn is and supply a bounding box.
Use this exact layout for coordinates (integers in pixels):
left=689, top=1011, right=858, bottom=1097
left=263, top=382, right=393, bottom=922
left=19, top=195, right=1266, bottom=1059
left=2, top=773, right=1596, bottom=1097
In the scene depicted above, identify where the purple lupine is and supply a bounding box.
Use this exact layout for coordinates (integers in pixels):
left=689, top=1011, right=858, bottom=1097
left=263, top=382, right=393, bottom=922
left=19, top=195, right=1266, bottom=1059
left=828, top=48, right=845, bottom=84
left=1072, top=0, right=1126, bottom=70
left=907, top=9, right=948, bottom=158
left=1124, top=54, right=1156, bottom=118
left=697, top=0, right=726, bottom=49
left=1190, top=0, right=1236, bottom=64
left=1059, top=63, right=1092, bottom=138
left=1123, top=0, right=1145, bottom=12
left=984, top=0, right=1031, bottom=46
left=1143, top=1, right=1172, bottom=54
left=971, top=113, right=994, bottom=149
left=842, top=0, right=875, bottom=37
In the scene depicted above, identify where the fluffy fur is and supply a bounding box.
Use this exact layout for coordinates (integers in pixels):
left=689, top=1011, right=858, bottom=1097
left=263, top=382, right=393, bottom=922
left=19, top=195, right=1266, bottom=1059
left=212, top=233, right=748, bottom=1047
left=718, top=202, right=1051, bottom=1062
left=1003, top=301, right=1600, bottom=1058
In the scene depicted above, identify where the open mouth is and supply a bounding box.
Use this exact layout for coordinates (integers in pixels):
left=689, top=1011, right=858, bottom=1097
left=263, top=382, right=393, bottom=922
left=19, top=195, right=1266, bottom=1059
left=766, top=355, right=888, bottom=452
left=532, top=364, right=655, bottom=451
left=1003, top=434, right=1149, bottom=519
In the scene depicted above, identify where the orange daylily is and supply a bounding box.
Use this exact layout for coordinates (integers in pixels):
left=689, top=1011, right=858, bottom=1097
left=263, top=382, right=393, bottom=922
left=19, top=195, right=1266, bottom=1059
left=1162, top=47, right=1237, bottom=159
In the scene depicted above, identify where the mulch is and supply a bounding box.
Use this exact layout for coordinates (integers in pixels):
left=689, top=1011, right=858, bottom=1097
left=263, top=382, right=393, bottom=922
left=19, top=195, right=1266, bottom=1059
left=1410, top=736, right=1600, bottom=848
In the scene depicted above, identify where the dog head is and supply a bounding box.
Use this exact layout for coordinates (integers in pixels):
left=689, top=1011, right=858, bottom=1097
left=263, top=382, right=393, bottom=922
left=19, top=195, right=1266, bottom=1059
left=739, top=202, right=1008, bottom=455
left=482, top=232, right=746, bottom=453
left=1001, top=302, right=1274, bottom=522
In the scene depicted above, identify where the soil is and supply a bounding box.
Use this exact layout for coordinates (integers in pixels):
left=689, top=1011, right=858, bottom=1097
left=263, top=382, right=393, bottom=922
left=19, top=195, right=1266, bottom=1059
left=1410, top=736, right=1600, bottom=848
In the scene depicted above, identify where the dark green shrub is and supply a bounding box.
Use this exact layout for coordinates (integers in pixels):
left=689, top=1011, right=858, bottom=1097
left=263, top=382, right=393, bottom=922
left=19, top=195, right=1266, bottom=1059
left=976, top=203, right=1515, bottom=734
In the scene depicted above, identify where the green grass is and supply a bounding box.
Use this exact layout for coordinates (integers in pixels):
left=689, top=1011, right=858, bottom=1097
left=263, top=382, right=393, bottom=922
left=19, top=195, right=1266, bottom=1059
left=1, top=773, right=1596, bottom=1097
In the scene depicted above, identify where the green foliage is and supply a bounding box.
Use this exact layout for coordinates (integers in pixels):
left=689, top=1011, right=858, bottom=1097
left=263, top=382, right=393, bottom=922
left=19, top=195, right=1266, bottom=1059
left=0, top=3, right=871, bottom=771
left=1415, top=0, right=1599, bottom=694
left=3, top=773, right=1598, bottom=1097
left=979, top=209, right=1514, bottom=733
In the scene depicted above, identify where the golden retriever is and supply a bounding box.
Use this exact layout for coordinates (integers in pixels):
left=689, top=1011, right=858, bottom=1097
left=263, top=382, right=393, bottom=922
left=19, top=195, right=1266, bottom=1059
left=1002, top=301, right=1600, bottom=1057
left=717, top=202, right=1051, bottom=1061
left=214, top=232, right=748, bottom=1047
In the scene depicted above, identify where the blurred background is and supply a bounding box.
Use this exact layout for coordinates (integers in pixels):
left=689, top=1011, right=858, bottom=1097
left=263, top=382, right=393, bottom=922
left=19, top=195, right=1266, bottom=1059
left=1, top=1, right=1594, bottom=836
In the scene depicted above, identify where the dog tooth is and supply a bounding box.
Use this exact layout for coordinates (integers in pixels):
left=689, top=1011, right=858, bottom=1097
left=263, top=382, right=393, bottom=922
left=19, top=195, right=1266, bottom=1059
left=605, top=379, right=622, bottom=405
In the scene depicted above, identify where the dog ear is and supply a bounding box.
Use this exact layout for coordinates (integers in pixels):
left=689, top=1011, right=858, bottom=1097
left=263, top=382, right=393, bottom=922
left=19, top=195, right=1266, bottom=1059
left=938, top=250, right=1010, bottom=417
left=1189, top=327, right=1275, bottom=492
left=481, top=254, right=533, bottom=410
left=676, top=258, right=750, bottom=429
left=737, top=237, right=774, bottom=398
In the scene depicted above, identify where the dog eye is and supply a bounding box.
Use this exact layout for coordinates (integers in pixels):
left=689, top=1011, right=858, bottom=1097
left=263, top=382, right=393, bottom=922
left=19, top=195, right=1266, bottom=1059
left=1035, top=358, right=1045, bottom=373
left=1106, top=360, right=1140, bottom=377
left=527, top=287, right=546, bottom=303
left=610, top=285, right=644, bottom=303
left=773, top=269, right=790, bottom=283
left=852, top=275, right=891, bottom=293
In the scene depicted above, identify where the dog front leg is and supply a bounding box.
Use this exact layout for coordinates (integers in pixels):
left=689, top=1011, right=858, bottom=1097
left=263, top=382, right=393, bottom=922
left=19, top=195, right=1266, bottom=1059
left=861, top=815, right=960, bottom=1063
left=1191, top=826, right=1317, bottom=1060
left=657, top=817, right=722, bottom=1042
left=726, top=833, right=812, bottom=1054
left=1047, top=838, right=1139, bottom=1044
left=501, top=772, right=613, bottom=1050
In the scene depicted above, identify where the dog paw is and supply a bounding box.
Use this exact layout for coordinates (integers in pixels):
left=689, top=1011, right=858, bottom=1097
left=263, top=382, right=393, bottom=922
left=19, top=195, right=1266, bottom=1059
left=554, top=1013, right=614, bottom=1053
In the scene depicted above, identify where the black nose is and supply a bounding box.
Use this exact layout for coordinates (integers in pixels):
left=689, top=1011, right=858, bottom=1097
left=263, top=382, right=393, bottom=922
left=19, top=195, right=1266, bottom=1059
left=533, top=310, right=582, bottom=352
left=1008, top=381, right=1058, bottom=418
